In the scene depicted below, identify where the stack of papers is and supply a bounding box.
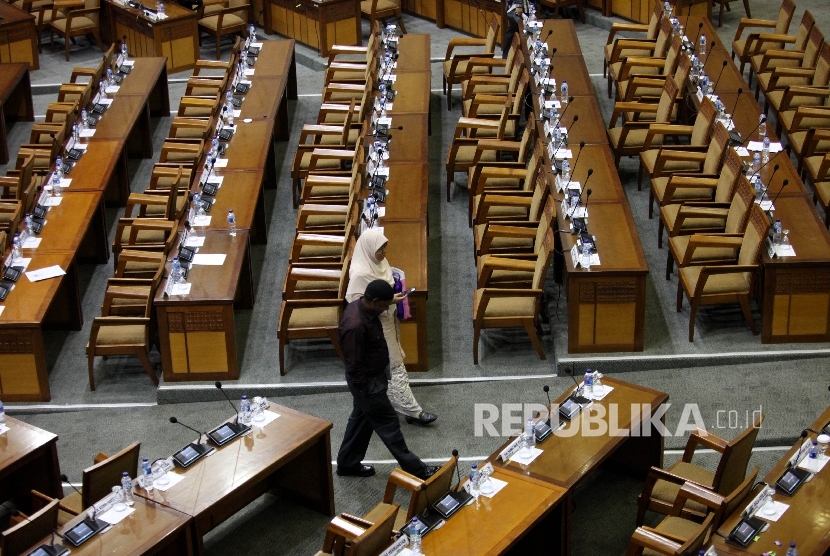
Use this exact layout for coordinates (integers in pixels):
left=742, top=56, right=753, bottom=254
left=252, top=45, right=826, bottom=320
left=192, top=254, right=226, bottom=265
left=25, top=265, right=65, bottom=282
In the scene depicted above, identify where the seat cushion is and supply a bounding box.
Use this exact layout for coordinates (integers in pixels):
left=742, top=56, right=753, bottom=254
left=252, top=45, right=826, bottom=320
left=120, top=227, right=166, bottom=246
left=670, top=235, right=738, bottom=266
left=640, top=149, right=700, bottom=176
left=680, top=264, right=751, bottom=296
left=661, top=204, right=727, bottom=234
left=652, top=177, right=712, bottom=204
left=449, top=144, right=497, bottom=166
left=288, top=305, right=339, bottom=328
left=202, top=2, right=224, bottom=16
left=199, top=13, right=245, bottom=30
left=297, top=151, right=345, bottom=172
left=650, top=462, right=714, bottom=512
left=93, top=324, right=147, bottom=346
left=443, top=58, right=489, bottom=81
left=654, top=515, right=704, bottom=545
left=361, top=0, right=398, bottom=14
left=51, top=16, right=95, bottom=32
left=298, top=243, right=343, bottom=259
left=474, top=288, right=536, bottom=317
left=608, top=127, right=652, bottom=151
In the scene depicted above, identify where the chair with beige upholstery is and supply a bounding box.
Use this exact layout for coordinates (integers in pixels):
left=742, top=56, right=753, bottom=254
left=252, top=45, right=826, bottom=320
left=48, top=0, right=104, bottom=61
left=752, top=20, right=823, bottom=102
left=637, top=414, right=764, bottom=525
left=198, top=0, right=251, bottom=59
left=360, top=0, right=406, bottom=36
left=607, top=16, right=672, bottom=99
left=603, top=1, right=662, bottom=80
left=100, top=257, right=165, bottom=318
left=314, top=503, right=400, bottom=556
left=806, top=152, right=830, bottom=226
left=614, top=31, right=683, bottom=103
left=626, top=511, right=715, bottom=555
left=472, top=228, right=552, bottom=363
left=731, top=0, right=796, bottom=74
left=762, top=42, right=830, bottom=130
left=1, top=499, right=60, bottom=555
left=442, top=15, right=499, bottom=110
left=112, top=218, right=177, bottom=268
left=779, top=105, right=830, bottom=173
left=381, top=454, right=459, bottom=531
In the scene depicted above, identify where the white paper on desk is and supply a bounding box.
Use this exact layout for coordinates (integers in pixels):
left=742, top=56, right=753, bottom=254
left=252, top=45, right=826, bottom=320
left=0, top=307, right=4, bottom=318
left=207, top=175, right=224, bottom=186
left=569, top=207, right=588, bottom=219
left=214, top=158, right=229, bottom=168
left=80, top=128, right=96, bottom=138
left=798, top=454, right=828, bottom=473
left=184, top=236, right=206, bottom=247
left=99, top=505, right=135, bottom=525
left=734, top=146, right=750, bottom=156
left=757, top=500, right=789, bottom=522
left=233, top=109, right=242, bottom=118
left=22, top=237, right=41, bottom=249
left=250, top=409, right=280, bottom=428
left=477, top=477, right=508, bottom=498
left=509, top=447, right=543, bottom=465
left=122, top=60, right=135, bottom=67
left=377, top=117, right=392, bottom=126
left=747, top=141, right=783, bottom=153
left=544, top=100, right=561, bottom=109
left=105, top=85, right=120, bottom=94
left=578, top=383, right=615, bottom=401
left=5, top=256, right=32, bottom=272
left=156, top=12, right=167, bottom=18
left=192, top=254, right=226, bottom=265
left=0, top=423, right=8, bottom=434
left=193, top=215, right=211, bottom=226
left=73, top=142, right=89, bottom=151
left=375, top=167, right=390, bottom=177
left=244, top=68, right=255, bottom=76
left=696, top=89, right=704, bottom=103
left=377, top=207, right=386, bottom=217
left=774, top=244, right=796, bottom=257
left=170, top=283, right=192, bottom=295
left=554, top=149, right=573, bottom=160
left=58, top=178, right=72, bottom=189
left=99, top=98, right=114, bottom=106
left=154, top=471, right=186, bottom=491
left=26, top=265, right=66, bottom=282
left=250, top=42, right=263, bottom=48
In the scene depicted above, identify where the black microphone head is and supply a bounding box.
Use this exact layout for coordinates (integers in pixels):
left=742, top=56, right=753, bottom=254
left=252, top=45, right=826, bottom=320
left=801, top=430, right=809, bottom=438
left=737, top=87, right=743, bottom=95
left=782, top=179, right=789, bottom=186
left=551, top=46, right=557, bottom=52
left=587, top=169, right=594, bottom=176
left=452, top=449, right=459, bottom=457
left=572, top=114, right=578, bottom=123
left=568, top=96, right=574, bottom=103
left=722, top=60, right=728, bottom=67
left=188, top=193, right=194, bottom=201
left=215, top=381, right=223, bottom=389
left=60, top=474, right=69, bottom=482
left=698, top=22, right=703, bottom=28
left=169, top=416, right=178, bottom=423
left=587, top=188, right=593, bottom=195
left=543, top=385, right=550, bottom=392
left=184, top=221, right=191, bottom=229
left=579, top=140, right=585, bottom=148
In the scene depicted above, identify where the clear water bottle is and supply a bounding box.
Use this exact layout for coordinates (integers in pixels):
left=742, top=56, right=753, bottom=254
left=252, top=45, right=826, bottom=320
left=583, top=367, right=594, bottom=398
left=51, top=172, right=62, bottom=197
left=121, top=37, right=128, bottom=57
left=55, top=156, right=64, bottom=180
left=24, top=214, right=33, bottom=239
left=664, top=0, right=672, bottom=17
left=699, top=34, right=706, bottom=56
left=210, top=135, right=219, bottom=158
left=12, top=234, right=22, bottom=262
left=593, top=370, right=603, bottom=397
left=171, top=257, right=182, bottom=285
left=120, top=472, right=134, bottom=506
left=752, top=151, right=761, bottom=175
left=0, top=400, right=5, bottom=425
left=787, top=543, right=798, bottom=556
left=409, top=517, right=423, bottom=554
left=227, top=209, right=237, bottom=236
left=809, top=440, right=819, bottom=459
left=73, top=122, right=79, bottom=143
left=141, top=457, right=154, bottom=492
left=249, top=23, right=256, bottom=41
left=550, top=106, right=559, bottom=126
left=762, top=135, right=770, bottom=163
left=80, top=108, right=88, bottom=130
left=157, top=0, right=164, bottom=14
left=194, top=192, right=205, bottom=218
left=553, top=125, right=562, bottom=148
left=561, top=80, right=569, bottom=103
left=379, top=81, right=387, bottom=102
left=561, top=159, right=570, bottom=184
left=773, top=219, right=782, bottom=245
left=225, top=88, right=234, bottom=113
left=240, top=395, right=251, bottom=424
left=225, top=105, right=234, bottom=127
left=106, top=67, right=113, bottom=85
left=699, top=74, right=709, bottom=94
left=524, top=418, right=536, bottom=452
left=581, top=241, right=591, bottom=271
left=758, top=114, right=767, bottom=137
left=469, top=464, right=480, bottom=496
left=753, top=176, right=763, bottom=203
left=99, top=79, right=107, bottom=100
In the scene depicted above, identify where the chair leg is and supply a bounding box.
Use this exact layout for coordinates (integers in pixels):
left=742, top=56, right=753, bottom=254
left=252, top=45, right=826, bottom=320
left=657, top=219, right=664, bottom=249
left=292, top=178, right=300, bottom=208
left=637, top=163, right=643, bottom=191
left=677, top=281, right=684, bottom=311
left=523, top=320, right=546, bottom=360
left=87, top=354, right=96, bottom=391
left=739, top=295, right=757, bottom=334
left=473, top=322, right=480, bottom=364
left=447, top=83, right=453, bottom=110
left=648, top=190, right=655, bottom=219
left=446, top=169, right=453, bottom=202
left=741, top=0, right=750, bottom=18
left=718, top=0, right=725, bottom=27
left=688, top=300, right=698, bottom=341
left=50, top=29, right=55, bottom=52
left=279, top=335, right=286, bottom=376
left=395, top=10, right=406, bottom=33
left=442, top=75, right=446, bottom=95
left=92, top=30, right=105, bottom=53
left=136, top=349, right=159, bottom=386
left=215, top=34, right=221, bottom=60
left=665, top=250, right=674, bottom=280
left=328, top=330, right=345, bottom=361
left=64, top=33, right=70, bottom=61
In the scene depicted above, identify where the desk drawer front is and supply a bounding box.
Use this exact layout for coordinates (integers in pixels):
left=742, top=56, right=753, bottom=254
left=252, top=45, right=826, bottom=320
left=0, top=332, right=42, bottom=396
left=769, top=270, right=830, bottom=340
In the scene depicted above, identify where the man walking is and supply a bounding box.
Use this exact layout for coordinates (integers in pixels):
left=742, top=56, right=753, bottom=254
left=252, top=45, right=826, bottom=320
left=503, top=0, right=535, bottom=58
left=336, top=280, right=439, bottom=479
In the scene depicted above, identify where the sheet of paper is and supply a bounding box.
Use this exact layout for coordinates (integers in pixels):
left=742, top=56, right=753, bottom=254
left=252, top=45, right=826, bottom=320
left=0, top=307, right=4, bottom=317
left=214, top=158, right=229, bottom=168
left=377, top=207, right=386, bottom=217
left=250, top=42, right=263, bottom=48
left=5, top=256, right=32, bottom=271
left=747, top=141, right=783, bottom=153
left=756, top=500, right=789, bottom=522
left=554, top=149, right=573, bottom=160
left=99, top=98, right=114, bottom=106
left=25, top=265, right=66, bottom=282
left=184, top=236, right=206, bottom=247
left=99, top=505, right=135, bottom=525
left=0, top=423, right=8, bottom=434
left=509, top=447, right=543, bottom=465
left=80, top=129, right=96, bottom=138
left=475, top=476, right=508, bottom=498
left=249, top=409, right=280, bottom=428
left=544, top=100, right=561, bottom=109
left=192, top=254, right=227, bottom=265
left=233, top=110, right=241, bottom=117
left=206, top=175, right=224, bottom=186
left=193, top=216, right=211, bottom=226
left=122, top=60, right=135, bottom=67
left=170, top=283, right=192, bottom=296
left=244, top=68, right=255, bottom=76
left=733, top=146, right=750, bottom=156
left=105, top=86, right=120, bottom=94
left=798, top=454, right=828, bottom=473
left=22, top=237, right=41, bottom=249
left=377, top=117, right=392, bottom=126
left=774, top=244, right=796, bottom=257
left=154, top=471, right=186, bottom=491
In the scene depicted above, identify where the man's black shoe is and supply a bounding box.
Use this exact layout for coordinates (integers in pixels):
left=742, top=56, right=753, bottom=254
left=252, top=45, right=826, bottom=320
left=405, top=412, right=438, bottom=425
left=419, top=465, right=441, bottom=480
left=336, top=464, right=376, bottom=477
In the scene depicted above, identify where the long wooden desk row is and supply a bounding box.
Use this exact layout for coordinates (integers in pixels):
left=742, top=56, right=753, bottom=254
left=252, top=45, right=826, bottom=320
left=153, top=39, right=297, bottom=382
left=0, top=57, right=169, bottom=402
left=678, top=15, right=830, bottom=344
left=0, top=62, right=33, bottom=165
left=526, top=20, right=650, bottom=353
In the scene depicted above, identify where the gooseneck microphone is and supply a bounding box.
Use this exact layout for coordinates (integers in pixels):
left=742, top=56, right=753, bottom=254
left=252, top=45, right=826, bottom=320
left=742, top=115, right=766, bottom=146
left=711, top=60, right=728, bottom=92
left=563, top=140, right=586, bottom=185
left=61, top=474, right=95, bottom=520
left=215, top=381, right=240, bottom=424
left=725, top=87, right=743, bottom=128
left=169, top=416, right=204, bottom=444
left=702, top=41, right=718, bottom=70
left=583, top=187, right=593, bottom=217
left=451, top=449, right=463, bottom=489
left=691, top=22, right=703, bottom=50
left=543, top=385, right=552, bottom=425
left=581, top=169, right=594, bottom=196
left=768, top=178, right=789, bottom=209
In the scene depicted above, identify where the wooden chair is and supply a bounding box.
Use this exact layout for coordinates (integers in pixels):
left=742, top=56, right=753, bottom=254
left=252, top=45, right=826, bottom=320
left=114, top=249, right=168, bottom=279
left=603, top=1, right=662, bottom=79
left=381, top=454, right=459, bottom=530
left=664, top=151, right=748, bottom=271
left=48, top=0, right=104, bottom=61
left=712, top=0, right=751, bottom=28
left=360, top=0, right=405, bottom=37
left=134, top=165, right=192, bottom=220
left=198, top=0, right=251, bottom=59
left=299, top=163, right=361, bottom=207
left=33, top=443, right=141, bottom=520
left=16, top=0, right=65, bottom=53
left=625, top=513, right=715, bottom=555
left=69, top=45, right=111, bottom=84
left=743, top=10, right=816, bottom=87
left=637, top=414, right=764, bottom=524
left=472, top=228, right=552, bottom=363
left=177, top=94, right=221, bottom=118
left=1, top=499, right=60, bottom=555
left=442, top=15, right=499, bottom=110
left=607, top=16, right=672, bottom=99
left=0, top=152, right=35, bottom=200
left=315, top=503, right=400, bottom=556
left=807, top=152, right=830, bottom=226
left=292, top=144, right=363, bottom=208
left=0, top=230, right=7, bottom=254
left=763, top=42, right=830, bottom=126
left=112, top=218, right=177, bottom=268
left=185, top=74, right=229, bottom=97
left=460, top=45, right=523, bottom=114
left=169, top=117, right=212, bottom=141
left=290, top=224, right=356, bottom=265
left=283, top=249, right=354, bottom=301
left=731, top=0, right=796, bottom=74
left=0, top=202, right=23, bottom=238
left=615, top=31, right=683, bottom=103
left=463, top=69, right=529, bottom=140
left=752, top=20, right=823, bottom=102
left=159, top=139, right=205, bottom=165
left=780, top=106, right=830, bottom=173
left=57, top=81, right=93, bottom=106
left=677, top=204, right=770, bottom=341
left=101, top=261, right=165, bottom=317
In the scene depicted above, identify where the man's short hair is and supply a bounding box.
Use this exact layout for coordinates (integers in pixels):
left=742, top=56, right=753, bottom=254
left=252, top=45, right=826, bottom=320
left=364, top=279, right=394, bottom=301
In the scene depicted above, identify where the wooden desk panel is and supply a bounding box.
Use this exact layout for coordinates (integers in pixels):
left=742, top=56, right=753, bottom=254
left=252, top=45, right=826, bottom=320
left=546, top=56, right=594, bottom=98
left=380, top=113, right=428, bottom=161
left=155, top=230, right=251, bottom=381
left=265, top=0, right=359, bottom=58
left=26, top=192, right=108, bottom=263
left=0, top=417, right=61, bottom=514
left=135, top=404, right=334, bottom=553
left=392, top=33, right=430, bottom=72
left=389, top=71, right=431, bottom=114
left=0, top=62, right=33, bottom=164
left=547, top=145, right=625, bottom=204
left=215, top=119, right=274, bottom=171
left=103, top=0, right=198, bottom=74
left=196, top=170, right=267, bottom=242
left=0, top=2, right=38, bottom=69
left=369, top=162, right=427, bottom=220
left=539, top=19, right=582, bottom=56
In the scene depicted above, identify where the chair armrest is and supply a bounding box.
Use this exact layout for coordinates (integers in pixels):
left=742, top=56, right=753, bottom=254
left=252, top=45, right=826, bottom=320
left=606, top=22, right=649, bottom=45
left=670, top=482, right=725, bottom=517
left=445, top=37, right=488, bottom=59
left=644, top=124, right=694, bottom=149
left=734, top=18, right=778, bottom=41
left=481, top=256, right=536, bottom=272
left=383, top=468, right=424, bottom=503
left=682, top=427, right=729, bottom=461
left=628, top=527, right=682, bottom=554
left=610, top=39, right=656, bottom=63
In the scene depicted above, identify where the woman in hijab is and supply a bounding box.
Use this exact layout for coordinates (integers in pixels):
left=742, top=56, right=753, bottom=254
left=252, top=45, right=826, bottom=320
left=346, top=229, right=437, bottom=425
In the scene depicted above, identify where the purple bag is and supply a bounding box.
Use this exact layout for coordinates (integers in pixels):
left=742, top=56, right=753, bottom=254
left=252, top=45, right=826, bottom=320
left=392, top=268, right=411, bottom=320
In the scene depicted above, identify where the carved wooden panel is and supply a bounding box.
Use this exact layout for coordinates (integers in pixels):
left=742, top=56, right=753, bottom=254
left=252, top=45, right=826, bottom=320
left=596, top=282, right=637, bottom=304
left=168, top=312, right=185, bottom=333
left=184, top=311, right=226, bottom=332
left=0, top=332, right=35, bottom=354
left=774, top=272, right=830, bottom=295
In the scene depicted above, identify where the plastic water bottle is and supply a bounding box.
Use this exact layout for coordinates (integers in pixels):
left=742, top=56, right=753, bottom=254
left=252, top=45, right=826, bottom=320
left=759, top=114, right=767, bottom=137
left=0, top=400, right=5, bottom=425
left=664, top=1, right=671, bottom=17
left=157, top=0, right=164, bottom=14
left=553, top=125, right=562, bottom=148
left=593, top=370, right=603, bottom=397
left=73, top=122, right=79, bottom=143
left=210, top=135, right=219, bottom=158
left=99, top=79, right=107, bottom=100
left=583, top=367, right=594, bottom=398
left=753, top=176, right=763, bottom=203
left=141, top=457, right=154, bottom=492
left=80, top=108, right=88, bottom=130
left=561, top=159, right=570, bottom=184
left=561, top=80, right=569, bottom=103
left=121, top=38, right=128, bottom=57
left=106, top=67, right=113, bottom=85
left=550, top=106, right=559, bottom=126
left=24, top=214, right=33, bottom=239
left=249, top=23, right=256, bottom=41
left=194, top=192, right=205, bottom=218
left=525, top=418, right=536, bottom=451
left=225, top=105, right=234, bottom=127
left=240, top=395, right=251, bottom=424
left=699, top=34, right=706, bottom=56
left=409, top=517, right=423, bottom=554
left=227, top=209, right=237, bottom=236
left=762, top=135, right=770, bottom=163
left=469, top=464, right=480, bottom=495
left=809, top=440, right=819, bottom=459
left=120, top=472, right=134, bottom=506
left=787, top=543, right=798, bottom=556
left=752, top=151, right=761, bottom=175
left=171, top=257, right=182, bottom=285
left=51, top=172, right=62, bottom=197
left=12, top=234, right=22, bottom=262
left=773, top=219, right=782, bottom=245
left=581, top=241, right=591, bottom=271
left=225, top=88, right=234, bottom=114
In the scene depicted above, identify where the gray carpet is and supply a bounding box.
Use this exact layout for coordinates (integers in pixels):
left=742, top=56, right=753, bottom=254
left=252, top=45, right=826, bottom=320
left=2, top=2, right=830, bottom=555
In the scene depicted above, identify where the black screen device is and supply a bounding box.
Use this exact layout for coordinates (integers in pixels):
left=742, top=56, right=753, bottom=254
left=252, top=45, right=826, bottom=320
left=572, top=217, right=587, bottom=234
left=32, top=204, right=48, bottom=220
left=372, top=188, right=387, bottom=204
left=27, top=545, right=70, bottom=556
left=199, top=199, right=212, bottom=213
left=371, top=174, right=387, bottom=189
left=234, top=82, right=250, bottom=94
left=218, top=128, right=233, bottom=141
left=91, top=103, right=107, bottom=115
left=246, top=56, right=256, bottom=66
left=535, top=420, right=554, bottom=442
left=206, top=420, right=250, bottom=447
left=87, top=114, right=100, bottom=126
left=432, top=493, right=462, bottom=519
left=171, top=442, right=212, bottom=468
left=375, top=123, right=389, bottom=137
left=111, top=73, right=123, bottom=84
left=400, top=512, right=441, bottom=538
left=119, top=65, right=131, bottom=75
left=775, top=466, right=809, bottom=496
left=66, top=148, right=83, bottom=161
left=230, top=96, right=243, bottom=107
left=579, top=232, right=594, bottom=250
left=559, top=397, right=584, bottom=420
left=247, top=45, right=260, bottom=55
left=727, top=516, right=764, bottom=547
left=4, top=266, right=22, bottom=282
left=63, top=519, right=106, bottom=547
left=729, top=130, right=743, bottom=145
left=178, top=246, right=196, bottom=263
left=0, top=283, right=9, bottom=301
left=202, top=182, right=218, bottom=196
left=30, top=221, right=43, bottom=235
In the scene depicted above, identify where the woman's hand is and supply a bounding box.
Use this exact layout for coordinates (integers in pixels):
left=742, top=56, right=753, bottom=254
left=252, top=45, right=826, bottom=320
left=392, top=292, right=408, bottom=303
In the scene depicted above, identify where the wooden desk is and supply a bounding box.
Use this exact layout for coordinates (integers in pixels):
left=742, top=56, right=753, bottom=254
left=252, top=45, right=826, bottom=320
left=402, top=0, right=505, bottom=47
left=25, top=497, right=195, bottom=556
left=135, top=404, right=334, bottom=554
left=196, top=169, right=268, bottom=243
left=101, top=0, right=199, bottom=74
left=545, top=55, right=594, bottom=97
left=0, top=1, right=38, bottom=69
left=155, top=230, right=253, bottom=382
left=421, top=467, right=568, bottom=555
left=31, top=191, right=109, bottom=264
left=265, top=0, right=359, bottom=58
left=585, top=0, right=708, bottom=23
left=0, top=417, right=61, bottom=514
left=0, top=62, right=33, bottom=164
left=0, top=251, right=81, bottom=401
left=712, top=406, right=830, bottom=555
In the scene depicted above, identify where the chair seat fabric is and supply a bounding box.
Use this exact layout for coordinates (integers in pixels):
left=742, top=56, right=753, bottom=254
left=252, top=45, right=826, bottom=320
left=287, top=305, right=339, bottom=328
left=652, top=177, right=712, bottom=204
left=681, top=265, right=752, bottom=295
left=120, top=227, right=166, bottom=245
left=474, top=289, right=535, bottom=317
left=199, top=13, right=245, bottom=30
left=650, top=461, right=714, bottom=512
left=52, top=16, right=95, bottom=32
left=94, top=324, right=147, bottom=346
left=475, top=224, right=534, bottom=251
left=361, top=0, right=397, bottom=13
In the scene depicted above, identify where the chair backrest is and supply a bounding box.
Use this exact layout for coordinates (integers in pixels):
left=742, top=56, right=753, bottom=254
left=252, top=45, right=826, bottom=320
left=702, top=122, right=730, bottom=174
left=674, top=52, right=693, bottom=94
left=775, top=0, right=797, bottom=35
left=736, top=208, right=769, bottom=269
left=663, top=33, right=682, bottom=76
left=690, top=96, right=717, bottom=145
left=647, top=1, right=663, bottom=39
left=714, top=148, right=743, bottom=204
left=81, top=442, right=141, bottom=509
left=524, top=141, right=543, bottom=187
left=1, top=499, right=60, bottom=556
left=713, top=413, right=764, bottom=496
left=532, top=228, right=554, bottom=289
left=717, top=466, right=760, bottom=526
left=533, top=196, right=556, bottom=253
left=791, top=11, right=815, bottom=52
left=405, top=456, right=458, bottom=521
left=723, top=170, right=753, bottom=233
left=812, top=43, right=830, bottom=87
left=655, top=77, right=679, bottom=123
left=344, top=503, right=400, bottom=556
left=801, top=24, right=824, bottom=70
left=678, top=513, right=715, bottom=555
left=485, top=15, right=499, bottom=54
left=653, top=16, right=673, bottom=59
left=527, top=170, right=549, bottom=221
left=0, top=231, right=6, bottom=253
left=516, top=121, right=536, bottom=163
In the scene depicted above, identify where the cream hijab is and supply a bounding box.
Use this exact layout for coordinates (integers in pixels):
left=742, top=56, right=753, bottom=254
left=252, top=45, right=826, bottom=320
left=345, top=229, right=393, bottom=303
